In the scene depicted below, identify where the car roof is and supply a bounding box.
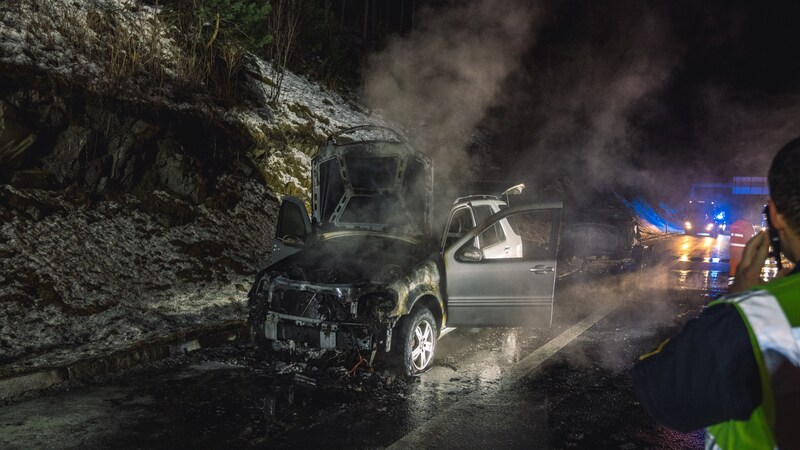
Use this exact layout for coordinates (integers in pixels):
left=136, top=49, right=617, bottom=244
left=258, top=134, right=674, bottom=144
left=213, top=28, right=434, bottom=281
left=452, top=194, right=504, bottom=205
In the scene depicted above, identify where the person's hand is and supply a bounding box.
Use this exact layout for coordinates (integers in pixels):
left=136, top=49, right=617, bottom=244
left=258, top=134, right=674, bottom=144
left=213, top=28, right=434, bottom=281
left=731, top=231, right=770, bottom=293
left=777, top=263, right=795, bottom=279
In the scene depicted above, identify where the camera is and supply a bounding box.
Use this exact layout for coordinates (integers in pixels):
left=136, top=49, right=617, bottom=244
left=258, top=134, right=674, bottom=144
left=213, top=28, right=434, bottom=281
left=763, top=205, right=783, bottom=271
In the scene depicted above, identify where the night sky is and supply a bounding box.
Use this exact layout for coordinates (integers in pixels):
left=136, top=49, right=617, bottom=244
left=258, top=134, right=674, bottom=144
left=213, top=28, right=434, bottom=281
left=364, top=0, right=800, bottom=205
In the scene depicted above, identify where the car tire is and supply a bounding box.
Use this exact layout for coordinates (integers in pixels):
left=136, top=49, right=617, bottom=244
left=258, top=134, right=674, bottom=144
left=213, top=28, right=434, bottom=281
left=393, top=306, right=437, bottom=376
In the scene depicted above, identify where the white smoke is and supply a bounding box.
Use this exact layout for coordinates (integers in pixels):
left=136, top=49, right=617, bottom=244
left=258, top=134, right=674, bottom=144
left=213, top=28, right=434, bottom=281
left=363, top=0, right=539, bottom=180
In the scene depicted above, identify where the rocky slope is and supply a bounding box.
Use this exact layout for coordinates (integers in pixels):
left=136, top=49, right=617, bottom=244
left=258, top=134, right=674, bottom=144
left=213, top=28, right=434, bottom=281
left=0, top=0, right=383, bottom=374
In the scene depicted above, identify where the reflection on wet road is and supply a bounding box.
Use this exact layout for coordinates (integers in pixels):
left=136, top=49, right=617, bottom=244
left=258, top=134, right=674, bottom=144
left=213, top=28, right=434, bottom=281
left=668, top=234, right=730, bottom=295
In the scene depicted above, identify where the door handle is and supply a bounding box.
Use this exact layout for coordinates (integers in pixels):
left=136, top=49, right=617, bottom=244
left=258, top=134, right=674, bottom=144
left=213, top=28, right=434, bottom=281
left=530, top=265, right=554, bottom=274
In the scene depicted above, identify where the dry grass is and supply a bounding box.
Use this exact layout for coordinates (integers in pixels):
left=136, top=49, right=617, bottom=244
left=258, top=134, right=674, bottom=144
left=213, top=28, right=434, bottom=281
left=19, top=0, right=166, bottom=92
left=14, top=0, right=247, bottom=101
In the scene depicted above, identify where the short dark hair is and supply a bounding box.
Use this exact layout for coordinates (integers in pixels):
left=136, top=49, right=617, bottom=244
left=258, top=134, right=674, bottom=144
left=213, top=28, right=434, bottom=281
left=769, top=137, right=800, bottom=234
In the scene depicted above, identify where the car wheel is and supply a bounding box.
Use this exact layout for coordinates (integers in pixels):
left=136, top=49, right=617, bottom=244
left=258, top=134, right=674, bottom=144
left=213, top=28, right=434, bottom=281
left=394, top=306, right=437, bottom=376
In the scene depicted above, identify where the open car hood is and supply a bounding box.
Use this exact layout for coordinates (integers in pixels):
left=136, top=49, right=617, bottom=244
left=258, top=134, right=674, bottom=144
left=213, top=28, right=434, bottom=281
left=312, top=126, right=433, bottom=236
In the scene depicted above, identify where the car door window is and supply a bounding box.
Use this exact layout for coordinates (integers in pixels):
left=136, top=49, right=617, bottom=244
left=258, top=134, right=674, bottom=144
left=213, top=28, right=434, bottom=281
left=476, top=219, right=513, bottom=259
left=480, top=221, right=505, bottom=248
left=472, top=204, right=494, bottom=224
left=512, top=209, right=559, bottom=259
left=474, top=209, right=558, bottom=261
left=475, top=205, right=511, bottom=258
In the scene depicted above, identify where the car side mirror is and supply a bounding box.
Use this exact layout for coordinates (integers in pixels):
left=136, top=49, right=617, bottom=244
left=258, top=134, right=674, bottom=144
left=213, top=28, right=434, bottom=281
left=281, top=235, right=305, bottom=248
left=457, top=245, right=483, bottom=262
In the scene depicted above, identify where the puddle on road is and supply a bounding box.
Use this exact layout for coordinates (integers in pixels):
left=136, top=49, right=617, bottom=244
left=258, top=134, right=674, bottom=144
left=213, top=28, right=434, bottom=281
left=673, top=267, right=729, bottom=295
left=669, top=235, right=732, bottom=296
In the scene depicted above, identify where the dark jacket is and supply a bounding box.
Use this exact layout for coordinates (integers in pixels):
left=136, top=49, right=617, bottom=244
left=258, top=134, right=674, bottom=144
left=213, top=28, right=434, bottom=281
left=631, top=266, right=800, bottom=448
left=630, top=302, right=761, bottom=432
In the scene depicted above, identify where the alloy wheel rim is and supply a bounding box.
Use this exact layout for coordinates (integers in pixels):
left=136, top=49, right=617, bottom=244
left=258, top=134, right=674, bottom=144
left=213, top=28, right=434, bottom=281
left=411, top=320, right=434, bottom=371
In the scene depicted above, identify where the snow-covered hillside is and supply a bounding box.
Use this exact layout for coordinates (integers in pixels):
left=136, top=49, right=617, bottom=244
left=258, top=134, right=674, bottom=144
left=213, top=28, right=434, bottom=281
left=0, top=0, right=388, bottom=375
left=0, top=0, right=388, bottom=200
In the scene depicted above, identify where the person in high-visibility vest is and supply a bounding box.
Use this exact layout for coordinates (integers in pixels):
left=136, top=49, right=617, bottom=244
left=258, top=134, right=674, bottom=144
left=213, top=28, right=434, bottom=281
left=631, top=137, right=800, bottom=449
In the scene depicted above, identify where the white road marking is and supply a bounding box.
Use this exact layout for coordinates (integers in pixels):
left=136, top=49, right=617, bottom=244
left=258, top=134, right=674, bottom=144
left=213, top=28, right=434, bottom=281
left=387, top=304, right=617, bottom=449
left=439, top=327, right=456, bottom=338
left=508, top=304, right=617, bottom=380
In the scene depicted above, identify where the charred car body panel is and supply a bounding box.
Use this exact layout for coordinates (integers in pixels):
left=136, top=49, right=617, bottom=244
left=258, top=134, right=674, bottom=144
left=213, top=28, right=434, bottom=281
left=248, top=126, right=562, bottom=374
left=444, top=204, right=562, bottom=327
left=250, top=230, right=437, bottom=352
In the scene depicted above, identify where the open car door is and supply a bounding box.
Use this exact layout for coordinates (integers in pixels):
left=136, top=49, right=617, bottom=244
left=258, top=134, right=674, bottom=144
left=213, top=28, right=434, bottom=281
left=270, top=196, right=312, bottom=265
left=444, top=203, right=562, bottom=327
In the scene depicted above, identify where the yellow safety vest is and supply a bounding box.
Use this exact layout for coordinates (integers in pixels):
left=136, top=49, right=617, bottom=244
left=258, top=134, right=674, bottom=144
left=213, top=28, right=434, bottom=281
left=705, top=274, right=800, bottom=450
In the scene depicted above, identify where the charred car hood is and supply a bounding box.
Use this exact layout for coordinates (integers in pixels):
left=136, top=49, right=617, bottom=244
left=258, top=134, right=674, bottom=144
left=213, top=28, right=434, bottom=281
left=266, top=232, right=432, bottom=285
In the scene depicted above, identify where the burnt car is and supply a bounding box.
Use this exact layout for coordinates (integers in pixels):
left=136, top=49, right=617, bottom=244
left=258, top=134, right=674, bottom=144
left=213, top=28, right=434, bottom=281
left=248, top=126, right=562, bottom=375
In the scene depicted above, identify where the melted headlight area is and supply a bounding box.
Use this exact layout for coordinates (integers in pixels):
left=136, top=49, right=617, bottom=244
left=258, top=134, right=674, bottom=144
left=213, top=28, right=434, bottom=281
left=250, top=274, right=398, bottom=352
left=266, top=276, right=397, bottom=322
left=269, top=279, right=358, bottom=321
left=357, top=291, right=397, bottom=322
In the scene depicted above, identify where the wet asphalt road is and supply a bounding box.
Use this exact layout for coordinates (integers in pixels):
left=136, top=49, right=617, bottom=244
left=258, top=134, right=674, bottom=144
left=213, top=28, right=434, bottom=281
left=668, top=233, right=731, bottom=294
left=0, top=234, right=731, bottom=449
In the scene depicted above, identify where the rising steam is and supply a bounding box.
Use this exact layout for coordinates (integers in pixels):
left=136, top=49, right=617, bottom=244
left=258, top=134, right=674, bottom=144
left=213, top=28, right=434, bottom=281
left=363, top=0, right=539, bottom=180
left=504, top=3, right=681, bottom=197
